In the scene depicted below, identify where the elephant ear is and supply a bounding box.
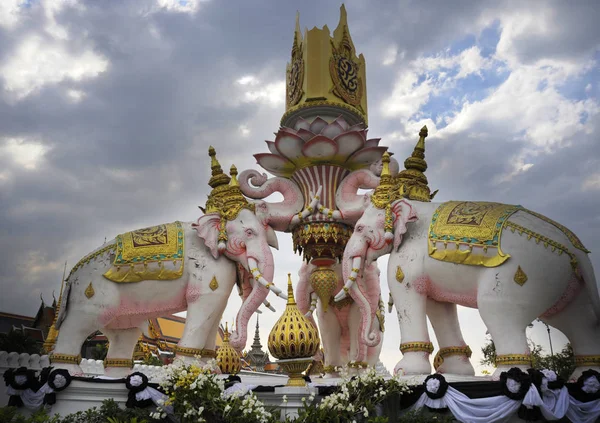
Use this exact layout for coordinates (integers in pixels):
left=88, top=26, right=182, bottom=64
left=193, top=213, right=222, bottom=259
left=265, top=225, right=279, bottom=250
left=392, top=199, right=418, bottom=251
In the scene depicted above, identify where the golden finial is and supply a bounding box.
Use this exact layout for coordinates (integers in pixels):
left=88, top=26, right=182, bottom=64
left=268, top=273, right=320, bottom=386
left=208, top=146, right=231, bottom=189
left=229, top=165, right=239, bottom=187
left=216, top=321, right=241, bottom=374
left=370, top=152, right=394, bottom=209
left=395, top=126, right=435, bottom=202
left=286, top=273, right=296, bottom=305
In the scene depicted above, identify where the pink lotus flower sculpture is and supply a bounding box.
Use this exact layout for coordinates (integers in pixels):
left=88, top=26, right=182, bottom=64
left=255, top=116, right=386, bottom=209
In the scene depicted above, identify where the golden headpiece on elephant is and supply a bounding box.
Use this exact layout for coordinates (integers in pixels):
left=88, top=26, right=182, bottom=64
left=204, top=147, right=256, bottom=251
left=370, top=152, right=395, bottom=242
left=395, top=126, right=437, bottom=202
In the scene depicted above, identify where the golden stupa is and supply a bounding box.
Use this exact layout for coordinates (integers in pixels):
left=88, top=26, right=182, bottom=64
left=395, top=126, right=437, bottom=202
left=268, top=274, right=320, bottom=386
left=216, top=323, right=241, bottom=374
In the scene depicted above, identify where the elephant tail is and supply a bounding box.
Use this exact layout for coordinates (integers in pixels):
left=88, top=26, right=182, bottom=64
left=575, top=250, right=600, bottom=324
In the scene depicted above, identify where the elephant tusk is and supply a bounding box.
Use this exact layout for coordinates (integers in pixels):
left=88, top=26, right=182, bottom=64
left=334, top=257, right=362, bottom=302
left=263, top=300, right=276, bottom=312
left=291, top=186, right=323, bottom=225
left=388, top=293, right=394, bottom=313
left=247, top=258, right=287, bottom=300
left=305, top=292, right=317, bottom=317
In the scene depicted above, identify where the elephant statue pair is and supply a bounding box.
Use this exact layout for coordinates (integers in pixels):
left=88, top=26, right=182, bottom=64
left=333, top=151, right=600, bottom=380
left=50, top=148, right=319, bottom=376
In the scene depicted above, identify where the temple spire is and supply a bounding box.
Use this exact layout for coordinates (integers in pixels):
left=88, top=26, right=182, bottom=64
left=395, top=126, right=436, bottom=202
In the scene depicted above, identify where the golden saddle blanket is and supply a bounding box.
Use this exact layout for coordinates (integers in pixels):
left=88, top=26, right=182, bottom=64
left=103, top=221, right=185, bottom=283
left=428, top=201, right=588, bottom=267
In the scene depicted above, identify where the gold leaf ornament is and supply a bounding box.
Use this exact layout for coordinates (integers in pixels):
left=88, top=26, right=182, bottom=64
left=209, top=276, right=219, bottom=291
left=396, top=266, right=405, bottom=283
left=85, top=282, right=95, bottom=299
left=513, top=266, right=528, bottom=286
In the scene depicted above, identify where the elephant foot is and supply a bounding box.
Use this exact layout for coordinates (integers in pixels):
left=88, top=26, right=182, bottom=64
left=394, top=353, right=431, bottom=376
left=436, top=356, right=475, bottom=376
left=568, top=366, right=600, bottom=382
left=491, top=365, right=530, bottom=381
left=323, top=371, right=340, bottom=379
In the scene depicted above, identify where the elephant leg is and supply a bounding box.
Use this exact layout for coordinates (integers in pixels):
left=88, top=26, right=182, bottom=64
left=477, top=284, right=538, bottom=380
left=348, top=302, right=365, bottom=364
left=427, top=299, right=474, bottom=375
left=541, top=290, right=600, bottom=381
left=102, top=327, right=141, bottom=377
left=51, top=310, right=97, bottom=375
left=317, top=304, right=343, bottom=377
left=177, top=293, right=224, bottom=366
left=390, top=266, right=431, bottom=375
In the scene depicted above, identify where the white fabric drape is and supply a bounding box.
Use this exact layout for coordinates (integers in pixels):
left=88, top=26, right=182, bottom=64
left=409, top=384, right=600, bottom=423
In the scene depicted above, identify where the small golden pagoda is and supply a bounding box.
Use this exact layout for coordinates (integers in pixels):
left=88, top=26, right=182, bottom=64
left=282, top=5, right=368, bottom=127
left=216, top=323, right=241, bottom=374
left=395, top=126, right=437, bottom=202
left=268, top=274, right=320, bottom=386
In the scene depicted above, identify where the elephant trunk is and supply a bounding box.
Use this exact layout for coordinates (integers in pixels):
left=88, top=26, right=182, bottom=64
left=230, top=257, right=275, bottom=350
left=342, top=256, right=381, bottom=348
left=335, top=169, right=380, bottom=224
left=239, top=169, right=304, bottom=231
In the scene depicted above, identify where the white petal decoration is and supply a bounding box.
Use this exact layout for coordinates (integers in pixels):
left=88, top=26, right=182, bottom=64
left=296, top=128, right=315, bottom=142
left=346, top=146, right=388, bottom=168
left=333, top=132, right=364, bottom=159
left=321, top=121, right=345, bottom=139
left=333, top=116, right=349, bottom=131
left=364, top=138, right=381, bottom=148
left=309, top=117, right=328, bottom=134
left=294, top=117, right=311, bottom=131
left=302, top=135, right=339, bottom=159
left=265, top=141, right=278, bottom=155
left=254, top=153, right=295, bottom=177
left=275, top=131, right=306, bottom=161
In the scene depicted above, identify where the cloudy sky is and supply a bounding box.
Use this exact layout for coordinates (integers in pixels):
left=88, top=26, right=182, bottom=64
left=0, top=0, right=599, bottom=374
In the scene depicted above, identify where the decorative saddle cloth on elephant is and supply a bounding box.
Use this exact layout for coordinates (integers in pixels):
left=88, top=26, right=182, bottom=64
left=103, top=221, right=185, bottom=283
left=428, top=201, right=588, bottom=267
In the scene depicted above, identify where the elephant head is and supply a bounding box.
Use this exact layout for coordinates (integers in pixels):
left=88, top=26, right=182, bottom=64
left=193, top=150, right=284, bottom=350
left=335, top=156, right=399, bottom=225
left=336, top=153, right=417, bottom=347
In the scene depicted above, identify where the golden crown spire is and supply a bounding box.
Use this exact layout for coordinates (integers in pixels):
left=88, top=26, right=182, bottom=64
left=395, top=126, right=436, bottom=202
left=370, top=152, right=394, bottom=209
left=281, top=5, right=368, bottom=127
left=204, top=149, right=255, bottom=219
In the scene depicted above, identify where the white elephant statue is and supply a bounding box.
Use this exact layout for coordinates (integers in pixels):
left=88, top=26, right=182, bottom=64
left=295, top=261, right=384, bottom=375
left=337, top=151, right=600, bottom=380
left=50, top=149, right=286, bottom=376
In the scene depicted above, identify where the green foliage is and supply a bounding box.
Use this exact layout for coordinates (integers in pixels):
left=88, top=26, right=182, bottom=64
left=90, top=343, right=108, bottom=360
left=141, top=355, right=163, bottom=366
left=480, top=336, right=575, bottom=379
left=0, top=330, right=42, bottom=354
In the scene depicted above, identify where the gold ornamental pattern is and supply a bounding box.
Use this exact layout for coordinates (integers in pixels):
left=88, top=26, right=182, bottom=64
left=287, top=56, right=304, bottom=107
left=329, top=45, right=363, bottom=109
left=268, top=275, right=320, bottom=360
left=428, top=201, right=522, bottom=267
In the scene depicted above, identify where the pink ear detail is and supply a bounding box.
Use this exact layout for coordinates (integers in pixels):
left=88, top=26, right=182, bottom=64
left=392, top=200, right=418, bottom=250
left=193, top=213, right=222, bottom=259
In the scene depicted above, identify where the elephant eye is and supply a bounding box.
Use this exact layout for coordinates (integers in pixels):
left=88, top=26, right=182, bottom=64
left=356, top=225, right=364, bottom=233
left=245, top=228, right=255, bottom=237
